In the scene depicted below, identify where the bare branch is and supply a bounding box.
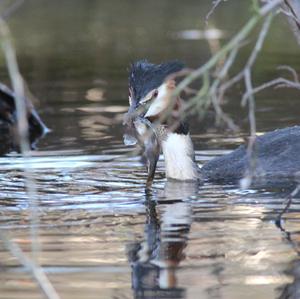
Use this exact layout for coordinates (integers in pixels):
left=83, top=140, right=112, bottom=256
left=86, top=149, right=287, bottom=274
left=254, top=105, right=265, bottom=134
left=277, top=64, right=299, bottom=82
left=206, top=0, right=227, bottom=24
left=1, top=0, right=25, bottom=20
left=174, top=0, right=282, bottom=100
left=211, top=93, right=239, bottom=131
left=242, top=76, right=300, bottom=102
left=0, top=232, right=61, bottom=299
left=0, top=17, right=40, bottom=262
left=241, top=12, right=275, bottom=105
left=260, top=0, right=283, bottom=16
left=281, top=0, right=300, bottom=45
left=276, top=184, right=300, bottom=225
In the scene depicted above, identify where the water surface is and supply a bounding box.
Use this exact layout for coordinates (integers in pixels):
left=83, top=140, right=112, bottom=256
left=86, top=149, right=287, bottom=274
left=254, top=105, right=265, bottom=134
left=1, top=1, right=300, bottom=299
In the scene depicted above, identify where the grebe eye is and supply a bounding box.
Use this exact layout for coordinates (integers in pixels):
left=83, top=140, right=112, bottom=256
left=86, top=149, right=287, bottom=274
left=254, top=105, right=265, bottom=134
left=153, top=90, right=158, bottom=98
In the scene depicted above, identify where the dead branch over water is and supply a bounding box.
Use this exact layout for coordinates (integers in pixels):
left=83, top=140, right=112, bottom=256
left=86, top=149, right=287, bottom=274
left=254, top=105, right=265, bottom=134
left=0, top=6, right=60, bottom=299
left=175, top=0, right=283, bottom=122
left=172, top=0, right=300, bottom=189
left=0, top=232, right=61, bottom=299
left=282, top=0, right=300, bottom=45
left=205, top=0, right=227, bottom=24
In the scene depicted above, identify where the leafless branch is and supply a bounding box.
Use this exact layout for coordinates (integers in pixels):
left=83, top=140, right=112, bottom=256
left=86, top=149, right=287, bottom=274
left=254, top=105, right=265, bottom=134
left=242, top=75, right=300, bottom=103
left=276, top=184, right=300, bottom=225
left=0, top=232, right=61, bottom=299
left=1, top=0, right=25, bottom=20
left=173, top=0, right=282, bottom=129
left=0, top=18, right=40, bottom=252
left=278, top=65, right=299, bottom=82
left=0, top=18, right=60, bottom=297
left=281, top=0, right=300, bottom=45
left=206, top=0, right=227, bottom=24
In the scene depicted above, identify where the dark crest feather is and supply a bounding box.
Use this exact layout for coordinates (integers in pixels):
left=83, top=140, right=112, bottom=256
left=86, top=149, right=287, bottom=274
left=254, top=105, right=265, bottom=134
left=129, top=60, right=184, bottom=104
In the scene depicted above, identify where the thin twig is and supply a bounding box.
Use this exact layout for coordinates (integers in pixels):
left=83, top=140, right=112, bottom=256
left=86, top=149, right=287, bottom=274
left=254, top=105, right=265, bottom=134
left=281, top=0, right=300, bottom=45
left=147, top=1, right=282, bottom=136
left=278, top=65, right=299, bottom=82
left=0, top=18, right=58, bottom=297
left=0, top=232, right=61, bottom=299
left=242, top=12, right=275, bottom=105
left=208, top=46, right=241, bottom=130
left=163, top=2, right=281, bottom=136
left=0, top=17, right=40, bottom=261
left=241, top=76, right=300, bottom=102
left=276, top=184, right=300, bottom=225
left=238, top=12, right=274, bottom=188
left=206, top=0, right=226, bottom=24
left=174, top=0, right=282, bottom=102
left=1, top=0, right=25, bottom=20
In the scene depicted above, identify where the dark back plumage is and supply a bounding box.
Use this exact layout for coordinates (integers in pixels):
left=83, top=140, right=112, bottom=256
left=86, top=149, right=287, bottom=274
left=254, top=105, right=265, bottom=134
left=129, top=60, right=184, bottom=105
left=0, top=83, right=48, bottom=154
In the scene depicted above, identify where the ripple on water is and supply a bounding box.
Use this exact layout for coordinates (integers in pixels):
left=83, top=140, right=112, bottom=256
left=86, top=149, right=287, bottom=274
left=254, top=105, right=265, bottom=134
left=2, top=79, right=300, bottom=298
left=1, top=140, right=300, bottom=299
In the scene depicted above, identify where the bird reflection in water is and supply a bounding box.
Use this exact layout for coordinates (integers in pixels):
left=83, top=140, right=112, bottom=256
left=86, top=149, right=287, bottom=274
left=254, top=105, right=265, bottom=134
left=127, top=181, right=198, bottom=299
left=276, top=222, right=300, bottom=299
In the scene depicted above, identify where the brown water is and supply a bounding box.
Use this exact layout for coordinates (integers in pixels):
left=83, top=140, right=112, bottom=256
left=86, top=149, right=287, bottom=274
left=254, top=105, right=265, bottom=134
left=1, top=1, right=300, bottom=299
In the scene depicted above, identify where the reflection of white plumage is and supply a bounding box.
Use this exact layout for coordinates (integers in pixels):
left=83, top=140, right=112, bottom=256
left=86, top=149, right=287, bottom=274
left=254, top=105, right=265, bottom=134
left=126, top=196, right=191, bottom=296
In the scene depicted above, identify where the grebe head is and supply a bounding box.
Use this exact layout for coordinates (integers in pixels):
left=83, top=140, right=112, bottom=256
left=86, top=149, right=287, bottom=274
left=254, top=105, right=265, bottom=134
left=126, top=60, right=184, bottom=123
left=124, top=60, right=199, bottom=185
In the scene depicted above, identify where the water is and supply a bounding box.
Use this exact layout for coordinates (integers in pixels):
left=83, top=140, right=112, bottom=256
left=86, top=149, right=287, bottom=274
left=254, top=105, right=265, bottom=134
left=1, top=1, right=300, bottom=298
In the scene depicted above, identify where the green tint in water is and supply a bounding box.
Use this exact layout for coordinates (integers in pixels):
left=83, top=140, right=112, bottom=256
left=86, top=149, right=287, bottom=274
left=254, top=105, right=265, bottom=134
left=0, top=1, right=300, bottom=299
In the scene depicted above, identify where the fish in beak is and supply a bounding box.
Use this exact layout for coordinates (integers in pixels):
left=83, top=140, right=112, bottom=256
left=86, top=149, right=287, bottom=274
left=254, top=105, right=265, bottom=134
left=123, top=113, right=161, bottom=187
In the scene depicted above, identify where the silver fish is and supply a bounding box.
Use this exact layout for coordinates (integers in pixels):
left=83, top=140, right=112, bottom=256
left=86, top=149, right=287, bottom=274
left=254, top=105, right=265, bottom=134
left=123, top=116, right=160, bottom=187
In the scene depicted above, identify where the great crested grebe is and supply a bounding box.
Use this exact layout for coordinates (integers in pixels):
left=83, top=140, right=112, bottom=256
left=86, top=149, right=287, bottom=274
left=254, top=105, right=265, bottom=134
left=0, top=82, right=48, bottom=154
left=124, top=60, right=300, bottom=185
